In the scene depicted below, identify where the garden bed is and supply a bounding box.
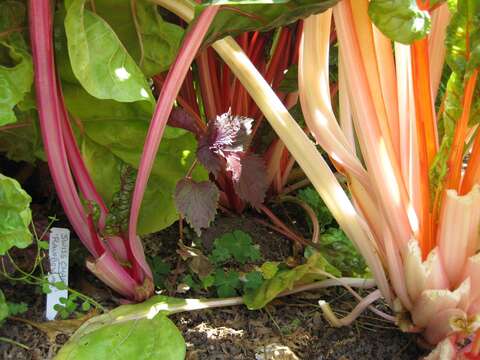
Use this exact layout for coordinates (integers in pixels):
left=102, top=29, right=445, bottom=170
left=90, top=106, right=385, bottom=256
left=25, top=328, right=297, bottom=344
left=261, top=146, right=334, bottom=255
left=0, top=215, right=426, bottom=360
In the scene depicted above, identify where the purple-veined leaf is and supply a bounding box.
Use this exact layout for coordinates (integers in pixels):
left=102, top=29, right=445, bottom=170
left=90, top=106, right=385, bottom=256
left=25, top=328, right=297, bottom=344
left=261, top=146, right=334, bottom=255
left=174, top=179, right=220, bottom=235
left=227, top=153, right=268, bottom=208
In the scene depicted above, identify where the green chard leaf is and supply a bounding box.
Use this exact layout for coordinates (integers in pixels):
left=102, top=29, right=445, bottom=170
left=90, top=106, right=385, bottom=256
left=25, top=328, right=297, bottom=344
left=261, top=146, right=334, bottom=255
left=64, top=0, right=154, bottom=103
left=368, top=0, right=431, bottom=44
left=195, top=0, right=339, bottom=45
left=89, top=0, right=184, bottom=76
left=55, top=313, right=185, bottom=360
left=429, top=0, right=480, bottom=198
left=0, top=33, right=34, bottom=126
left=243, top=252, right=339, bottom=310
left=56, top=295, right=191, bottom=359
left=0, top=173, right=32, bottom=254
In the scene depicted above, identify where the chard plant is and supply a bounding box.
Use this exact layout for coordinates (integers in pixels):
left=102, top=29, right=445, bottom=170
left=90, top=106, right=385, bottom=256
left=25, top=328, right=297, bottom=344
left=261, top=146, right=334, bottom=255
left=156, top=0, right=480, bottom=357
left=3, top=0, right=337, bottom=304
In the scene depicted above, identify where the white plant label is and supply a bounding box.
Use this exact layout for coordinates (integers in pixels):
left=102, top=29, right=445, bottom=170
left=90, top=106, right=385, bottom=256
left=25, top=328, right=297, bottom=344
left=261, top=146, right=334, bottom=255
left=46, top=227, right=70, bottom=320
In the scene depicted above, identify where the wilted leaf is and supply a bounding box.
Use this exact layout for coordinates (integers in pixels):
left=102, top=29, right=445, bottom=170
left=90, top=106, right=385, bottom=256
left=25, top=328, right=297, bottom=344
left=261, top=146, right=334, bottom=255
left=15, top=312, right=97, bottom=343
left=175, top=179, right=220, bottom=235
left=243, top=253, right=339, bottom=309
left=260, top=261, right=280, bottom=280
left=64, top=0, right=153, bottom=103
left=368, top=0, right=431, bottom=44
left=0, top=173, right=32, bottom=255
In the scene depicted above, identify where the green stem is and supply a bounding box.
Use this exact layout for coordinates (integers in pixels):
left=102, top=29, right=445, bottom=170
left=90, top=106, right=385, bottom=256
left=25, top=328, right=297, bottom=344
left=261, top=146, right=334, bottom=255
left=0, top=336, right=30, bottom=350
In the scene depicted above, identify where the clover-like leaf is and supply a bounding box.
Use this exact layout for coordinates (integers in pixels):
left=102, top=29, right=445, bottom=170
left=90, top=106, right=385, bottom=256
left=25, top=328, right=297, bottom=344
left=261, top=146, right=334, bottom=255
left=210, top=230, right=261, bottom=264
left=174, top=179, right=220, bottom=236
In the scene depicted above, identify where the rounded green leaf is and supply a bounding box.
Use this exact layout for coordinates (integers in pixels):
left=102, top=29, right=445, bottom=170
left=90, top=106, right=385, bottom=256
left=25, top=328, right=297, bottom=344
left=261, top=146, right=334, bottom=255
left=55, top=314, right=186, bottom=360
left=64, top=0, right=153, bottom=103
left=368, top=0, right=431, bottom=44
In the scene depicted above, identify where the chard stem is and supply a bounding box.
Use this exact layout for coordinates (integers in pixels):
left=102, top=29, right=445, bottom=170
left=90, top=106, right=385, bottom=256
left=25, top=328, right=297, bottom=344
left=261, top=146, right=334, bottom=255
left=128, top=5, right=219, bottom=278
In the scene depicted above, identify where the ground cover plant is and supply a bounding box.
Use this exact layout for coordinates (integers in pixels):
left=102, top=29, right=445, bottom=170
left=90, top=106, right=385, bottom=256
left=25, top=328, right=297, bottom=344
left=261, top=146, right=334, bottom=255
left=1, top=0, right=479, bottom=359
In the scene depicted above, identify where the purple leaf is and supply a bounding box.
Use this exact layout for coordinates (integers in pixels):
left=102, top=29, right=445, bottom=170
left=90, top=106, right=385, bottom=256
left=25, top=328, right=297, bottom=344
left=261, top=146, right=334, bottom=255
left=168, top=108, right=202, bottom=136
left=208, top=111, right=253, bottom=155
left=227, top=153, right=268, bottom=208
left=175, top=179, right=220, bottom=236
left=197, top=111, right=254, bottom=176
left=197, top=135, right=223, bottom=176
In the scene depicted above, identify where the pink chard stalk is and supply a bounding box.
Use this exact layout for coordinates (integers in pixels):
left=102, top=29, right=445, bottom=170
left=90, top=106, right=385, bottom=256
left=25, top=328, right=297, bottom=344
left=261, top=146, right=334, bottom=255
left=29, top=0, right=218, bottom=301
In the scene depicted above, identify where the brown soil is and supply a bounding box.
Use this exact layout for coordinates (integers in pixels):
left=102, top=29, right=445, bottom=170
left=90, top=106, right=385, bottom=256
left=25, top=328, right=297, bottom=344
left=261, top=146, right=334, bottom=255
left=0, top=215, right=428, bottom=359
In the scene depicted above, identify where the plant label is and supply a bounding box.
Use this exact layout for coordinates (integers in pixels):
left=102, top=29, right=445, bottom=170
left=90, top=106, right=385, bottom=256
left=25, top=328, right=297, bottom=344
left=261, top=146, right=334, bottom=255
left=46, top=227, right=70, bottom=320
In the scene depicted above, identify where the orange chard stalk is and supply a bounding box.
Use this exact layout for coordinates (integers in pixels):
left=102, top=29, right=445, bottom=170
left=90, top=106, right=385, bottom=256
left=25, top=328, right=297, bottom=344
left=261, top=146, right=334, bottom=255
left=459, top=70, right=480, bottom=194
left=445, top=70, right=478, bottom=192
left=410, top=0, right=438, bottom=255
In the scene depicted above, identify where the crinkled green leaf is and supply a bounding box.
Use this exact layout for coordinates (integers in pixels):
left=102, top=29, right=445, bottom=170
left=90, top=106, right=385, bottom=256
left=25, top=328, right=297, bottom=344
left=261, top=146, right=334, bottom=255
left=64, top=0, right=154, bottom=103
left=195, top=0, right=339, bottom=45
left=55, top=313, right=185, bottom=360
left=0, top=34, right=33, bottom=126
left=429, top=0, right=480, bottom=198
left=90, top=0, right=184, bottom=76
left=445, top=0, right=480, bottom=75
left=297, top=187, right=334, bottom=231
left=243, top=253, right=339, bottom=310
left=317, top=228, right=367, bottom=277
left=368, top=0, right=431, bottom=44
left=0, top=173, right=32, bottom=255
